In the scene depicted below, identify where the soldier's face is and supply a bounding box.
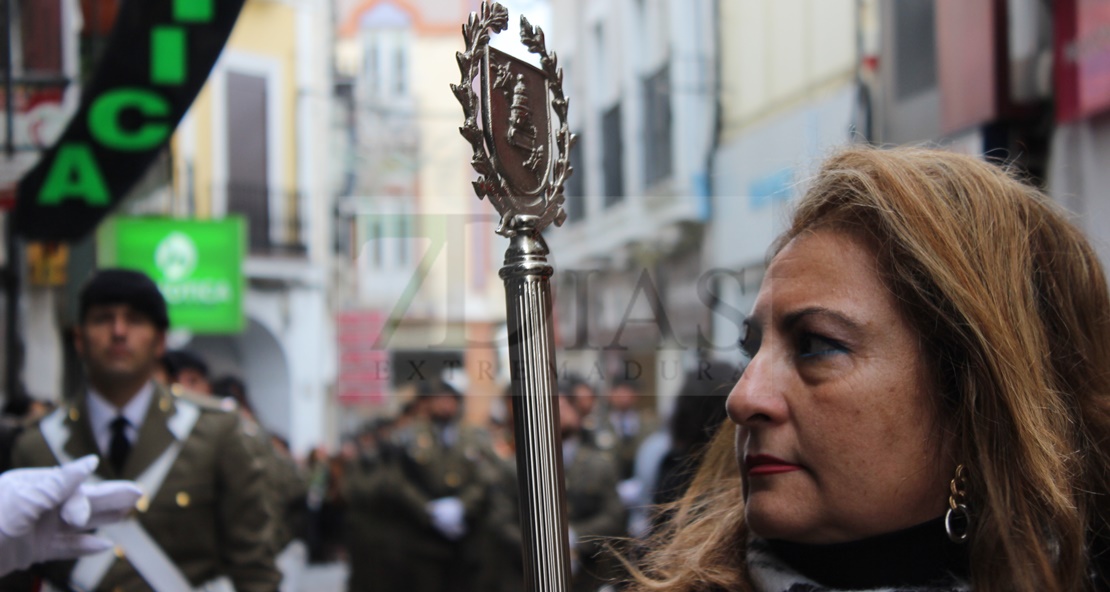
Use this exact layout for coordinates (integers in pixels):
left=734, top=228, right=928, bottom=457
left=609, top=386, right=636, bottom=411
left=572, top=384, right=596, bottom=416
left=558, top=395, right=580, bottom=436
left=76, top=303, right=166, bottom=388
left=175, top=368, right=211, bottom=394
left=427, top=394, right=459, bottom=422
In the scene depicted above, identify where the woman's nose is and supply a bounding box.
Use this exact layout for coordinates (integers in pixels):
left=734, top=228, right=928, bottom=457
left=726, top=349, right=787, bottom=428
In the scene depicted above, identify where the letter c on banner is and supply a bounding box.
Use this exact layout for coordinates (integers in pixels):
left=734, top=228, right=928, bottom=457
left=88, top=89, right=172, bottom=151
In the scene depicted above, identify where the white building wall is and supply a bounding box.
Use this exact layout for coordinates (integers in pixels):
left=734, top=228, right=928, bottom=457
left=297, top=0, right=334, bottom=267
left=285, top=287, right=332, bottom=455
left=710, top=87, right=856, bottom=271
left=23, top=288, right=62, bottom=401
left=233, top=284, right=334, bottom=456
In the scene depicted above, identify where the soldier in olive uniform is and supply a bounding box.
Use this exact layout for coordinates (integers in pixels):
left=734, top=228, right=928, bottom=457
left=164, top=349, right=214, bottom=395
left=559, top=387, right=627, bottom=592
left=375, top=380, right=492, bottom=592
left=596, top=379, right=658, bottom=481
left=341, top=418, right=399, bottom=592
left=474, top=387, right=525, bottom=592
left=214, top=374, right=309, bottom=592
left=10, top=269, right=280, bottom=592
left=480, top=385, right=627, bottom=592
left=566, top=374, right=601, bottom=449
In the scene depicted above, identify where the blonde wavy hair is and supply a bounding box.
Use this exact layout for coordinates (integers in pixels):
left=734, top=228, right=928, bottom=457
left=627, top=146, right=1110, bottom=592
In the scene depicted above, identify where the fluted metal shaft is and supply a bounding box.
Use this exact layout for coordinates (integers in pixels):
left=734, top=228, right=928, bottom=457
left=500, top=229, right=572, bottom=592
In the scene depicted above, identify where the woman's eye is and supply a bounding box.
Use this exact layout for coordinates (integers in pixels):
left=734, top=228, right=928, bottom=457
left=798, top=333, right=845, bottom=359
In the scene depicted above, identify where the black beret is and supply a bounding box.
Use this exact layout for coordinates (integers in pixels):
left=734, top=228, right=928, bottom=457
left=79, top=268, right=170, bottom=330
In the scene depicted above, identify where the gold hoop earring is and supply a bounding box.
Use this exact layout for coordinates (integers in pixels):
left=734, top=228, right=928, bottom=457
left=945, top=464, right=970, bottom=543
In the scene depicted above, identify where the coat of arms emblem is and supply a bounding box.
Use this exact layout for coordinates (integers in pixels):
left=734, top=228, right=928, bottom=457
left=452, top=1, right=574, bottom=237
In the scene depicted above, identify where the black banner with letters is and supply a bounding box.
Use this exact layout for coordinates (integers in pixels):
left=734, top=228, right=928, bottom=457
left=14, top=0, right=247, bottom=240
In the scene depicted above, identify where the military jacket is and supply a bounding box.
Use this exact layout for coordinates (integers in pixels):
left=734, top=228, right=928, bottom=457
left=10, top=384, right=280, bottom=592
left=565, top=440, right=625, bottom=554
left=564, top=438, right=626, bottom=592
left=387, top=418, right=491, bottom=532
left=595, top=410, right=659, bottom=480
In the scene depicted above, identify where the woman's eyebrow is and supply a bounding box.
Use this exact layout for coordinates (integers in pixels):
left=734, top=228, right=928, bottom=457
left=781, top=306, right=863, bottom=332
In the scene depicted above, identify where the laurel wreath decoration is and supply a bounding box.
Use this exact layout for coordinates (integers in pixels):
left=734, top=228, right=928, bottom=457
left=452, top=1, right=576, bottom=237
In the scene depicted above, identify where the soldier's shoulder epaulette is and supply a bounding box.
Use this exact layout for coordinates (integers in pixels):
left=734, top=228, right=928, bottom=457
left=170, top=384, right=238, bottom=413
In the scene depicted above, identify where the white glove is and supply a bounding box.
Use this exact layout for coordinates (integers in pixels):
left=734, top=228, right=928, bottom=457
left=0, top=455, right=143, bottom=577
left=425, top=496, right=467, bottom=541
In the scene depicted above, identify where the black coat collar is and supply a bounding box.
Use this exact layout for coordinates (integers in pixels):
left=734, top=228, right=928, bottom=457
left=752, top=517, right=969, bottom=591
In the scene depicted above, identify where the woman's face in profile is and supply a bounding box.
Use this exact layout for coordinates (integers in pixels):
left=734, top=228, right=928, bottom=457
left=727, top=229, right=951, bottom=544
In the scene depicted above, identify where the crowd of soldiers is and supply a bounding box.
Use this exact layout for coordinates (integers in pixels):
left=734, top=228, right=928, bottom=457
left=0, top=267, right=738, bottom=592
left=336, top=364, right=737, bottom=592
left=338, top=378, right=632, bottom=592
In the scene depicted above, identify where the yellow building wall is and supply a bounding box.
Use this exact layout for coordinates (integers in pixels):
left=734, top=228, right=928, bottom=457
left=192, top=79, right=214, bottom=218
left=173, top=0, right=299, bottom=222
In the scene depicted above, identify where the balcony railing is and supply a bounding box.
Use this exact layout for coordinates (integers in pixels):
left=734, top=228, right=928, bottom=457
left=226, top=183, right=307, bottom=257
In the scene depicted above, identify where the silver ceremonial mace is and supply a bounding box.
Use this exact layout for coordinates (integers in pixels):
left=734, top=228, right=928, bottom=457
left=452, top=2, right=575, bottom=590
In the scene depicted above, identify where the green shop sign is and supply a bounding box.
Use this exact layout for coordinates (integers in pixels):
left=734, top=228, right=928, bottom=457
left=15, top=0, right=247, bottom=240
left=99, top=217, right=245, bottom=333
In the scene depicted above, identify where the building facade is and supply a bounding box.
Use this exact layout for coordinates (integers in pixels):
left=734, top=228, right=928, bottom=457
left=549, top=0, right=717, bottom=410
left=170, top=0, right=337, bottom=454
left=333, top=0, right=505, bottom=427
left=5, top=0, right=85, bottom=404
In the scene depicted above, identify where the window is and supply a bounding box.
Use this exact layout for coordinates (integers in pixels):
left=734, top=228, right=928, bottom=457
left=19, top=0, right=62, bottom=76
left=642, top=65, right=671, bottom=187
left=593, top=24, right=607, bottom=99
left=366, top=42, right=379, bottom=94
left=564, top=132, right=585, bottom=222
left=360, top=2, right=411, bottom=101
left=225, top=71, right=270, bottom=251
left=602, top=104, right=624, bottom=206
left=366, top=217, right=383, bottom=268
left=361, top=205, right=413, bottom=271
left=398, top=213, right=411, bottom=266
left=394, top=46, right=407, bottom=96
left=894, top=0, right=936, bottom=100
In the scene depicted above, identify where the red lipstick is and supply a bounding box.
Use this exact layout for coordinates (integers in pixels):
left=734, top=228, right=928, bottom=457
left=745, top=454, right=802, bottom=476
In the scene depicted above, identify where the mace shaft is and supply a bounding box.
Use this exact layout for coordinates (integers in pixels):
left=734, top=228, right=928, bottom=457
left=500, top=229, right=572, bottom=591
